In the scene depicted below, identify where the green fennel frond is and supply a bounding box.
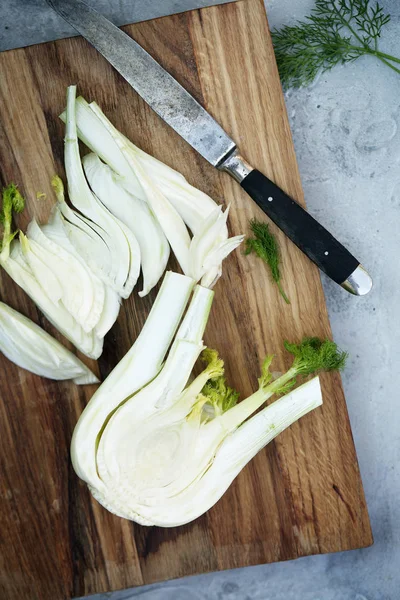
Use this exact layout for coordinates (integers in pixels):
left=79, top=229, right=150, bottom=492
left=201, top=348, right=224, bottom=379
left=202, top=377, right=240, bottom=415
left=272, top=0, right=400, bottom=88
left=0, top=184, right=25, bottom=255
left=285, top=337, right=348, bottom=376
left=259, top=353, right=296, bottom=396
left=51, top=175, right=65, bottom=203
left=258, top=354, right=274, bottom=389
left=265, top=337, right=347, bottom=396
left=245, top=219, right=290, bottom=304
left=1, top=183, right=25, bottom=218
left=200, top=348, right=239, bottom=416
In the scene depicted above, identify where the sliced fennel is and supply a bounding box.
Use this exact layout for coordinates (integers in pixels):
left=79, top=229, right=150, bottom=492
left=82, top=153, right=169, bottom=297
left=88, top=101, right=223, bottom=235
left=72, top=267, right=347, bottom=526
left=0, top=184, right=103, bottom=359
left=61, top=97, right=220, bottom=231
left=87, top=100, right=241, bottom=286
left=189, top=205, right=244, bottom=287
left=7, top=242, right=103, bottom=359
left=62, top=93, right=191, bottom=276
left=48, top=177, right=121, bottom=339
left=64, top=86, right=140, bottom=297
left=23, top=219, right=104, bottom=333
left=0, top=301, right=98, bottom=384
left=120, top=143, right=192, bottom=275
left=61, top=96, right=242, bottom=287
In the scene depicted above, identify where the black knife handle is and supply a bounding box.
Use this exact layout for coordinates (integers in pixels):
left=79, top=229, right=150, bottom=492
left=241, top=169, right=359, bottom=284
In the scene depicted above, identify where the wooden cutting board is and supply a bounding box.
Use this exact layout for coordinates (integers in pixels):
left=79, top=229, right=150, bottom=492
left=0, top=0, right=372, bottom=598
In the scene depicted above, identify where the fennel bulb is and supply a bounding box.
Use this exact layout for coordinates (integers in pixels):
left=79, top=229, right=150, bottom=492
left=64, top=86, right=140, bottom=298
left=72, top=269, right=347, bottom=526
left=71, top=271, right=197, bottom=489
left=0, top=301, right=98, bottom=384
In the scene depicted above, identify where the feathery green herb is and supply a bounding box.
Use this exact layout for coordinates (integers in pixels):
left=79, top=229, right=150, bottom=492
left=272, top=0, right=400, bottom=88
left=285, top=337, right=348, bottom=375
left=201, top=348, right=239, bottom=415
left=269, top=337, right=348, bottom=396
left=0, top=184, right=25, bottom=256
left=245, top=218, right=290, bottom=304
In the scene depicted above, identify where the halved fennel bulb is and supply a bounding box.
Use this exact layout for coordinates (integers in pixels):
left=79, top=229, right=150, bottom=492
left=71, top=271, right=196, bottom=489
left=72, top=271, right=346, bottom=527
left=0, top=301, right=98, bottom=384
left=64, top=86, right=140, bottom=297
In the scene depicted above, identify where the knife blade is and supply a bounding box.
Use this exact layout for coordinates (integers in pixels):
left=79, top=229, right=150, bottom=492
left=46, top=0, right=372, bottom=295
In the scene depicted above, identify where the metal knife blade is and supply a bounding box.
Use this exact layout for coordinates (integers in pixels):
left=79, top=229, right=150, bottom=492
left=45, top=0, right=372, bottom=296
left=46, top=0, right=236, bottom=167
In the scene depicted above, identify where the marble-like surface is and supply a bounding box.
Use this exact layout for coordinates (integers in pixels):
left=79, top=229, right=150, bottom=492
left=76, top=2, right=399, bottom=599
left=2, top=0, right=398, bottom=598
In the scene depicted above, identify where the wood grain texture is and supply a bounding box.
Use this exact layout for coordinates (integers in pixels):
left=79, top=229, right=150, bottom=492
left=0, top=1, right=372, bottom=598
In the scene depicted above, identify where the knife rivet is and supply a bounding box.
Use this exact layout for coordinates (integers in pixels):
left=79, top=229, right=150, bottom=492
left=324, top=251, right=329, bottom=255
left=268, top=196, right=273, bottom=202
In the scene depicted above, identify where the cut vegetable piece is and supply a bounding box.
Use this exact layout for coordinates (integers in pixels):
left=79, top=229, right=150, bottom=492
left=88, top=101, right=221, bottom=235
left=126, top=150, right=191, bottom=275
left=64, top=86, right=140, bottom=297
left=0, top=301, right=98, bottom=384
left=60, top=96, right=141, bottom=193
left=95, top=286, right=121, bottom=339
left=19, top=232, right=63, bottom=305
left=0, top=184, right=103, bottom=359
left=62, top=96, right=243, bottom=284
left=86, top=101, right=242, bottom=284
left=132, top=378, right=323, bottom=527
left=72, top=293, right=346, bottom=525
left=49, top=179, right=124, bottom=335
left=52, top=175, right=123, bottom=291
left=83, top=153, right=169, bottom=296
left=71, top=271, right=195, bottom=489
left=2, top=242, right=103, bottom=359
left=26, top=218, right=104, bottom=333
left=49, top=179, right=121, bottom=337
left=189, top=205, right=244, bottom=285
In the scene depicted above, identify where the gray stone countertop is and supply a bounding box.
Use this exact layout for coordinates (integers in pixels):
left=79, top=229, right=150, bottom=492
left=2, top=1, right=399, bottom=599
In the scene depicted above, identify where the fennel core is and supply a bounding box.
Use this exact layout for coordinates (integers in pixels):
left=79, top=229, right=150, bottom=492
left=272, top=0, right=400, bottom=88
left=245, top=218, right=290, bottom=304
left=200, top=348, right=240, bottom=417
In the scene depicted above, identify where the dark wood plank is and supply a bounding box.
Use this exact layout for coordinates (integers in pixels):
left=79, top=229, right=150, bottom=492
left=0, top=1, right=372, bottom=598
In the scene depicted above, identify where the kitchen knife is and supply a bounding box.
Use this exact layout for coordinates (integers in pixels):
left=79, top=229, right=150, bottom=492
left=46, top=0, right=372, bottom=295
